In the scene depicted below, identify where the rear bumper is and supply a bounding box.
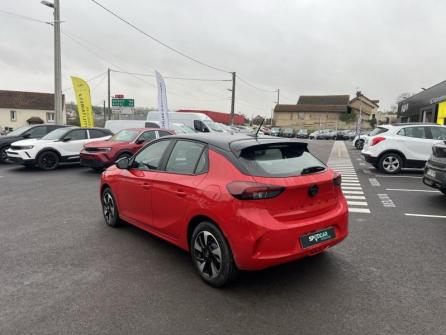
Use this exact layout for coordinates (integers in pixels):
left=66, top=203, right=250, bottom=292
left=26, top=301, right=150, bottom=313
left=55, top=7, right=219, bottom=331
left=228, top=198, right=349, bottom=271
left=423, top=161, right=446, bottom=190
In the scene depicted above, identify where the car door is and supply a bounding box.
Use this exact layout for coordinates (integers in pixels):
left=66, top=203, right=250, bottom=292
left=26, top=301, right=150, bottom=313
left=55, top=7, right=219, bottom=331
left=151, top=140, right=208, bottom=238
left=60, top=129, right=88, bottom=159
left=396, top=126, right=434, bottom=162
left=115, top=139, right=172, bottom=227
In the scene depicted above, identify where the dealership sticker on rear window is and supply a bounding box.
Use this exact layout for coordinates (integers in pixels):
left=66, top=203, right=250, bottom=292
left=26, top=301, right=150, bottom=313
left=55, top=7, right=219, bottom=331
left=300, top=227, right=336, bottom=249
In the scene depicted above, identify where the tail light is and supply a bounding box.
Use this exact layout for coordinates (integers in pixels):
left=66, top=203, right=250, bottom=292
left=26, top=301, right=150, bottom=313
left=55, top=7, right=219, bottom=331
left=227, top=181, right=284, bottom=200
left=370, top=136, right=386, bottom=146
left=333, top=173, right=342, bottom=187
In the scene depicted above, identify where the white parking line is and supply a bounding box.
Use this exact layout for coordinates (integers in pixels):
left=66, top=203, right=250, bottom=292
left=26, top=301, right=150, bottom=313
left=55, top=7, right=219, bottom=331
left=368, top=178, right=381, bottom=187
left=386, top=188, right=440, bottom=193
left=342, top=186, right=362, bottom=190
left=349, top=208, right=371, bottom=213
left=374, top=175, right=422, bottom=179
left=342, top=190, right=364, bottom=194
left=345, top=195, right=366, bottom=200
left=347, top=201, right=368, bottom=206
left=342, top=183, right=361, bottom=186
left=405, top=213, right=446, bottom=219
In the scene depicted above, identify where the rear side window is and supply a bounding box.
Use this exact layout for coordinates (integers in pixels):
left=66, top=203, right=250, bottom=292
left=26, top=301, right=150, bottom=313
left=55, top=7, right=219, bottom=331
left=158, top=130, right=172, bottom=138
left=369, top=127, right=388, bottom=136
left=238, top=144, right=326, bottom=177
left=89, top=129, right=110, bottom=138
left=397, top=127, right=428, bottom=139
left=166, top=140, right=206, bottom=174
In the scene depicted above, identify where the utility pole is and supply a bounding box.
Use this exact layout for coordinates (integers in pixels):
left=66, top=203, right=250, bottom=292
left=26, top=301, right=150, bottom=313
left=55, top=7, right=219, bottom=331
left=107, top=68, right=111, bottom=120
left=42, top=0, right=63, bottom=124
left=103, top=100, right=106, bottom=124
left=230, top=72, right=236, bottom=125
left=276, top=89, right=280, bottom=104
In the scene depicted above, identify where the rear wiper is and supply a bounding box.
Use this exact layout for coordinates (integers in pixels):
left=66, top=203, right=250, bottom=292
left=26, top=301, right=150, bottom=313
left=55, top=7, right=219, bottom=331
left=301, top=166, right=326, bottom=175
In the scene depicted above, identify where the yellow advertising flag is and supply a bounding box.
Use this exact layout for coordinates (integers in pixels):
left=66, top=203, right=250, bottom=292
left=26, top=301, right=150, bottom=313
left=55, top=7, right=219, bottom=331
left=71, top=76, right=94, bottom=128
left=437, top=101, right=446, bottom=125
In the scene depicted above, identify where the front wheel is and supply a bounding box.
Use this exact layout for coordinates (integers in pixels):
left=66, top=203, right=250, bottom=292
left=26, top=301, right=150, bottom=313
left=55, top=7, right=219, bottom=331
left=379, top=153, right=403, bottom=174
left=440, top=188, right=446, bottom=195
left=101, top=188, right=121, bottom=227
left=0, top=146, right=8, bottom=163
left=355, top=140, right=364, bottom=150
left=37, top=151, right=60, bottom=170
left=190, top=222, right=238, bottom=287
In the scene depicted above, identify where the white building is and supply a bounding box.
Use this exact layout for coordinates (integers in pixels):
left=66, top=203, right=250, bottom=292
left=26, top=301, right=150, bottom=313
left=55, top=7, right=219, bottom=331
left=0, top=90, right=66, bottom=132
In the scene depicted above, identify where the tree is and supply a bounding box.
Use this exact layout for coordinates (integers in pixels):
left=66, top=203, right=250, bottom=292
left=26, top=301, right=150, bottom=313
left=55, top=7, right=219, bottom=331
left=339, top=110, right=357, bottom=124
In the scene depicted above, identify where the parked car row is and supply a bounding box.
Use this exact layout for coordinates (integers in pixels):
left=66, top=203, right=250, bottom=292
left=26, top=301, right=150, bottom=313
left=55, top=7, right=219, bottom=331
left=358, top=122, right=446, bottom=194
left=310, top=129, right=356, bottom=140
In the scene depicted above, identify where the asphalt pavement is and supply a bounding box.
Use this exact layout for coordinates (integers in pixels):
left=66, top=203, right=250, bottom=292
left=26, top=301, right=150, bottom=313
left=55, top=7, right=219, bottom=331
left=0, top=140, right=445, bottom=335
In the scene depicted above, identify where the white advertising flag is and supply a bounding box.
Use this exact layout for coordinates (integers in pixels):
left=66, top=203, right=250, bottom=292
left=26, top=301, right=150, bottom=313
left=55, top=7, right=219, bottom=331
left=155, top=71, right=170, bottom=129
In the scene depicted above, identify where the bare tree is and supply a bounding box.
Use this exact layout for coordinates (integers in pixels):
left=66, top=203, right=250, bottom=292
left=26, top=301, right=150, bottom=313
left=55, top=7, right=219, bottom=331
left=391, top=92, right=415, bottom=113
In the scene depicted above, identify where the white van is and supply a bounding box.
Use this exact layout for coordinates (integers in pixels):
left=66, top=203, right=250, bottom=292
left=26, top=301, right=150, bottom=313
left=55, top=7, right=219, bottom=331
left=146, top=111, right=224, bottom=133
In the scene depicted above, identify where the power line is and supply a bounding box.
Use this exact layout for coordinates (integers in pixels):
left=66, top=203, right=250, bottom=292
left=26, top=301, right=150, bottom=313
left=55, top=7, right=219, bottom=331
left=0, top=10, right=49, bottom=24
left=109, top=70, right=231, bottom=82
left=89, top=0, right=230, bottom=74
left=62, top=71, right=107, bottom=92
left=236, top=75, right=277, bottom=93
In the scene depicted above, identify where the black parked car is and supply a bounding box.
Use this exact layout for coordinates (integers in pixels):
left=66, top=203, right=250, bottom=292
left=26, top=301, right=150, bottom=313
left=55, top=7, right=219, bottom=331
left=296, top=129, right=309, bottom=139
left=423, top=141, right=446, bottom=195
left=0, top=124, right=68, bottom=163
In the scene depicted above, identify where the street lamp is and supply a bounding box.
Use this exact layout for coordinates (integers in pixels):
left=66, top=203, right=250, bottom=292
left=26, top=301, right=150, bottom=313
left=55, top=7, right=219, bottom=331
left=41, top=0, right=63, bottom=125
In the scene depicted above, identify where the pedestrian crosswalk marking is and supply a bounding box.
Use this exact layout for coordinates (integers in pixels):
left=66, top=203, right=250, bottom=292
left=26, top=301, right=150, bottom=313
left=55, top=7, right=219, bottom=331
left=327, top=141, right=370, bottom=214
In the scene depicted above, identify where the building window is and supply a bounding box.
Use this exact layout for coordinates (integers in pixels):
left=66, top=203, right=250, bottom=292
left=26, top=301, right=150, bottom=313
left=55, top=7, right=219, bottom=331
left=47, top=112, right=55, bottom=122
left=298, top=112, right=305, bottom=120
left=10, top=110, right=17, bottom=121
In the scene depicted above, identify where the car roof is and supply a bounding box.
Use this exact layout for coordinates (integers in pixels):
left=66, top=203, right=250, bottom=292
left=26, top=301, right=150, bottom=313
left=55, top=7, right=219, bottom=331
left=385, top=122, right=440, bottom=127
left=164, top=133, right=308, bottom=152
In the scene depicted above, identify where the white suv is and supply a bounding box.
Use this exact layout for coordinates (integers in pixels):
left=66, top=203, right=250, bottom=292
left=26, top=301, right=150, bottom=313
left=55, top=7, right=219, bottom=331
left=6, top=126, right=112, bottom=170
left=361, top=123, right=446, bottom=174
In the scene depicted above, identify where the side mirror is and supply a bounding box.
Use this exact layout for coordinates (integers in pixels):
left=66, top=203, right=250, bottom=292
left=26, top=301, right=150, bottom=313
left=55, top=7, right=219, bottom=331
left=116, top=157, right=130, bottom=169
left=62, top=137, right=71, bottom=142
left=135, top=139, right=145, bottom=145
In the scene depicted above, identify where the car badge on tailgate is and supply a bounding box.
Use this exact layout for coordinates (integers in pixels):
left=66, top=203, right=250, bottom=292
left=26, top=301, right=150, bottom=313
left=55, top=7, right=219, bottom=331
left=308, top=184, right=319, bottom=197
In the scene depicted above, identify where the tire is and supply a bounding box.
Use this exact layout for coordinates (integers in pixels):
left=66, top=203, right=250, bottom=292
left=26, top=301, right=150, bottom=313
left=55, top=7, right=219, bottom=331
left=92, top=167, right=104, bottom=172
left=37, top=151, right=60, bottom=170
left=0, top=146, right=8, bottom=163
left=101, top=187, right=121, bottom=227
left=355, top=140, right=364, bottom=150
left=378, top=153, right=403, bottom=174
left=190, top=222, right=238, bottom=287
left=440, top=188, right=446, bottom=195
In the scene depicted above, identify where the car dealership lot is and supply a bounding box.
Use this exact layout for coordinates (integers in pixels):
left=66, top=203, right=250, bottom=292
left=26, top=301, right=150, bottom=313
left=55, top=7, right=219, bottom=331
left=0, top=141, right=445, bottom=335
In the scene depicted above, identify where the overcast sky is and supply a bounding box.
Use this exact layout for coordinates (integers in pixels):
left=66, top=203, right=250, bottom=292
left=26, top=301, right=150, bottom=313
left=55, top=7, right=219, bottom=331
left=1, top=0, right=446, bottom=118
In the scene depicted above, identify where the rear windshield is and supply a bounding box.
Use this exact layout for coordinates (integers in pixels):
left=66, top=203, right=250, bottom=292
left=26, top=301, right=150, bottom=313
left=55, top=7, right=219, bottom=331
left=369, top=127, right=388, bottom=136
left=238, top=143, right=326, bottom=177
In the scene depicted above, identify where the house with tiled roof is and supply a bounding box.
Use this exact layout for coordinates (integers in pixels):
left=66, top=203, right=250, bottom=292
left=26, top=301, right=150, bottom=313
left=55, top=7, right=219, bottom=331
left=0, top=90, right=66, bottom=131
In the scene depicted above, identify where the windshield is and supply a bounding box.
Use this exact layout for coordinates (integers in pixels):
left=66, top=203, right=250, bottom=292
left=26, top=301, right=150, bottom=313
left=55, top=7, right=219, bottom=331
left=202, top=120, right=223, bottom=132
left=238, top=143, right=326, bottom=177
left=41, top=128, right=71, bottom=140
left=5, top=125, right=33, bottom=137
left=110, top=129, right=139, bottom=142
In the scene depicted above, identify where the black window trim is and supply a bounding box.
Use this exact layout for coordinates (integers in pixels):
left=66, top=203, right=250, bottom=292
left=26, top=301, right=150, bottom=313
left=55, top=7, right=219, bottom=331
left=130, top=138, right=174, bottom=171
left=160, top=139, right=209, bottom=176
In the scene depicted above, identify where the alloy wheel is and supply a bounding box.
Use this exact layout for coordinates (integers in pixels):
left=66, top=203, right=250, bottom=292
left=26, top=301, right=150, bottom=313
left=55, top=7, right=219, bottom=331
left=41, top=153, right=57, bottom=170
left=0, top=148, right=7, bottom=162
left=382, top=156, right=400, bottom=172
left=193, top=231, right=222, bottom=279
left=102, top=192, right=115, bottom=224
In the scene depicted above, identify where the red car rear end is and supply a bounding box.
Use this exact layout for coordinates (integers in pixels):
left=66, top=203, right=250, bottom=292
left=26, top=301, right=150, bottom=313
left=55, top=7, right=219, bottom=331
left=100, top=134, right=348, bottom=287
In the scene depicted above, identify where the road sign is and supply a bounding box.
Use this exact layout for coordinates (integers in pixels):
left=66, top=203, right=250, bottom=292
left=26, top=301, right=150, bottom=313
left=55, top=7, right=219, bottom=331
left=112, top=98, right=134, bottom=107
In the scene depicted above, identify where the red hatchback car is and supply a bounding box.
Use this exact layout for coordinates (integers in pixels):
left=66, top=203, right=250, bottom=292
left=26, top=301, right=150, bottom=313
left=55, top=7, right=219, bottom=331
left=100, top=134, right=349, bottom=287
left=81, top=128, right=173, bottom=170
